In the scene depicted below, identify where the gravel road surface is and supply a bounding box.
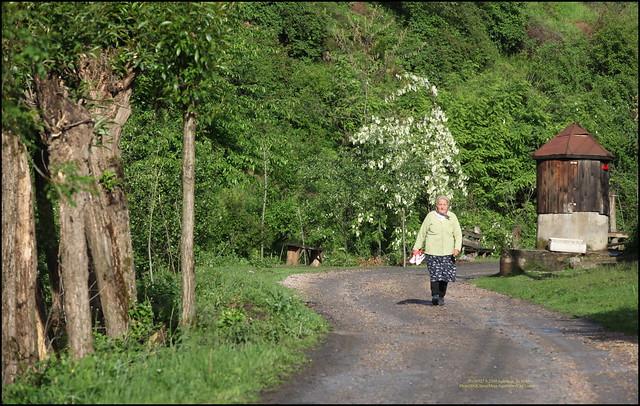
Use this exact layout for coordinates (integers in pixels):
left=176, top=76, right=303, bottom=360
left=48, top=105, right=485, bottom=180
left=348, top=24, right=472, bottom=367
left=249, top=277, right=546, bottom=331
left=259, top=263, right=638, bottom=404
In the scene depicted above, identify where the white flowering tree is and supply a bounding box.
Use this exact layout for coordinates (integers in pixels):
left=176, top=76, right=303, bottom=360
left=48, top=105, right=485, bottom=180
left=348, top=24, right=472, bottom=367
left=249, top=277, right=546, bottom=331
left=349, top=73, right=467, bottom=266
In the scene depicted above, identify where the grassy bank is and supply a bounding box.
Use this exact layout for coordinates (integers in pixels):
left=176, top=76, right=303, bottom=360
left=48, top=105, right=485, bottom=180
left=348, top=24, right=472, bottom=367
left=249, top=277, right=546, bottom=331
left=471, top=261, right=638, bottom=335
left=2, top=264, right=329, bottom=404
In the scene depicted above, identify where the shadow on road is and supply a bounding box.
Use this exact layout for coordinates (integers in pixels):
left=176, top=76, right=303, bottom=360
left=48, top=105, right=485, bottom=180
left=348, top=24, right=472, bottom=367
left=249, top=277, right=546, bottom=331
left=396, top=298, right=433, bottom=306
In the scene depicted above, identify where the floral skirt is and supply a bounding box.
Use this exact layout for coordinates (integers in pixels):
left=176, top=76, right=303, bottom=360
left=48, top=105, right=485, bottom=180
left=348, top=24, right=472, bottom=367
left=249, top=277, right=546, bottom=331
left=426, top=254, right=456, bottom=282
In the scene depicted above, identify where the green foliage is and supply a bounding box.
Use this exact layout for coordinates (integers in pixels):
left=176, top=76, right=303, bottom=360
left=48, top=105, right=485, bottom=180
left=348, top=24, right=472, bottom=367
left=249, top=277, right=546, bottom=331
left=6, top=4, right=638, bottom=398
left=388, top=2, right=500, bottom=84
left=137, top=268, right=181, bottom=332
left=237, top=2, right=330, bottom=60
left=140, top=2, right=231, bottom=108
left=9, top=0, right=638, bottom=272
left=0, top=264, right=328, bottom=403
left=478, top=2, right=528, bottom=55
left=276, top=3, right=330, bottom=60
left=121, top=1, right=637, bottom=264
left=442, top=68, right=551, bottom=211
left=127, top=300, right=157, bottom=344
left=122, top=109, right=183, bottom=274
left=207, top=184, right=262, bottom=257
left=98, top=169, right=121, bottom=192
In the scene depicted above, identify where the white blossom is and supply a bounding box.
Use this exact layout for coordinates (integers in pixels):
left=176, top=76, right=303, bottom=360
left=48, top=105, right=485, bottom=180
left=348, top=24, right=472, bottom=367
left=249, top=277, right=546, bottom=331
left=349, top=72, right=467, bottom=241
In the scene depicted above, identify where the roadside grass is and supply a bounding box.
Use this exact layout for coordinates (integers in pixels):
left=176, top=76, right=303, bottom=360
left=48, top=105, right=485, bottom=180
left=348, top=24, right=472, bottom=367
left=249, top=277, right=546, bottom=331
left=471, top=261, right=638, bottom=335
left=2, top=264, right=329, bottom=404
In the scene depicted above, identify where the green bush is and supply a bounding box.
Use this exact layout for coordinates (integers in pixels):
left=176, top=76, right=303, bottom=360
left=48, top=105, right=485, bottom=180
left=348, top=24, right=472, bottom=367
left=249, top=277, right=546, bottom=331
left=138, top=269, right=181, bottom=332
left=390, top=2, right=499, bottom=84
left=478, top=2, right=528, bottom=55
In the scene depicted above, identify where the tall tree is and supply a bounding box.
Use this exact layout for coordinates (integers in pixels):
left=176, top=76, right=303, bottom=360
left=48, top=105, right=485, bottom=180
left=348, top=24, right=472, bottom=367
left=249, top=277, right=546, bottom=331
left=2, top=2, right=151, bottom=361
left=2, top=131, right=48, bottom=384
left=77, top=52, right=137, bottom=338
left=2, top=4, right=50, bottom=383
left=34, top=75, right=96, bottom=357
left=144, top=2, right=231, bottom=326
left=350, top=73, right=468, bottom=265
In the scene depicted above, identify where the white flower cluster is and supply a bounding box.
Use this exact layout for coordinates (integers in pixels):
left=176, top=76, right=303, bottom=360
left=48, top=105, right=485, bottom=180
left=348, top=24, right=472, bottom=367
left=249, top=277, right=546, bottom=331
left=384, top=73, right=438, bottom=104
left=389, top=226, right=419, bottom=253
left=349, top=72, right=468, bottom=239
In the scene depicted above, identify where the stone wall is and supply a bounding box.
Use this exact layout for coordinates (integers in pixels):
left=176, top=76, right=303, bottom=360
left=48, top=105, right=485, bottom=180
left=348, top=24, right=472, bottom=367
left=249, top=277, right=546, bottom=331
left=537, top=212, right=608, bottom=251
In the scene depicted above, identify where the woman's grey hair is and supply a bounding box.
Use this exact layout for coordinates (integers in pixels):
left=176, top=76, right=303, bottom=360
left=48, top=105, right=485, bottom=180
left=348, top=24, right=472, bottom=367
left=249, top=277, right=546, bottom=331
left=435, top=195, right=450, bottom=205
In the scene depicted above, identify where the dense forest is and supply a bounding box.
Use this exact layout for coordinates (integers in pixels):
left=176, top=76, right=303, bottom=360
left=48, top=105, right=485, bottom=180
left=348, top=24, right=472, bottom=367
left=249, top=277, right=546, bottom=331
left=2, top=2, right=637, bottom=385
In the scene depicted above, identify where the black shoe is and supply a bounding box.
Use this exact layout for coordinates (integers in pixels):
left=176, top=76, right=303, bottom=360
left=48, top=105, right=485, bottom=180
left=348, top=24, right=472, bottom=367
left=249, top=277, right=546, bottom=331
left=432, top=295, right=439, bottom=306
left=438, top=297, right=445, bottom=306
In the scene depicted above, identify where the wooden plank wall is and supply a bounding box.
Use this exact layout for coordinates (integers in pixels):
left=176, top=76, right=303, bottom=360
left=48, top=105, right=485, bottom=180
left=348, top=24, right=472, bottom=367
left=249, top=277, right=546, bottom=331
left=536, top=159, right=609, bottom=215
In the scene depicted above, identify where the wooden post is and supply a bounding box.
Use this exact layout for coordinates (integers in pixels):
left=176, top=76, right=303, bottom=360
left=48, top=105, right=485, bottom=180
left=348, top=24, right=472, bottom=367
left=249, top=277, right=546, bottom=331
left=609, top=193, right=617, bottom=232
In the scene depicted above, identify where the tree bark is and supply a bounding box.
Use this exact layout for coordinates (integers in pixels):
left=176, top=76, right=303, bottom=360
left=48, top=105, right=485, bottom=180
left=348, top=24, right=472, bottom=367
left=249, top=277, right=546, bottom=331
left=35, top=75, right=94, bottom=359
left=33, top=146, right=65, bottom=351
left=77, top=53, right=137, bottom=338
left=2, top=130, right=47, bottom=384
left=261, top=146, right=268, bottom=259
left=180, top=110, right=197, bottom=327
left=401, top=207, right=407, bottom=268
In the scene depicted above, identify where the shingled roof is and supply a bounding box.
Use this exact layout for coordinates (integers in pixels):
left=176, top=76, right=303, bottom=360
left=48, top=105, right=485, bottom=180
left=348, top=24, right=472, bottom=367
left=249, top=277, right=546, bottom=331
left=532, top=122, right=614, bottom=161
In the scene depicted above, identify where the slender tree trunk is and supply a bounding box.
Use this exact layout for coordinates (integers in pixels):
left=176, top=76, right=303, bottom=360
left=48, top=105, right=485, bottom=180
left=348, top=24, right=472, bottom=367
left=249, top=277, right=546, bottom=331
left=261, top=146, right=268, bottom=259
left=180, top=109, right=197, bottom=327
left=78, top=53, right=137, bottom=338
left=297, top=207, right=307, bottom=265
left=401, top=207, right=406, bottom=268
left=2, top=131, right=48, bottom=384
left=148, top=163, right=162, bottom=284
left=378, top=220, right=382, bottom=257
left=35, top=75, right=94, bottom=359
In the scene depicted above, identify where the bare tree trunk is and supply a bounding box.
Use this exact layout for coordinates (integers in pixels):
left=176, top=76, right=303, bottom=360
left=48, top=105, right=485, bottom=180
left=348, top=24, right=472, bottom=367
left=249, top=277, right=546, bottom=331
left=78, top=53, right=137, bottom=338
left=297, top=207, right=307, bottom=265
left=401, top=207, right=407, bottom=268
left=35, top=75, right=94, bottom=359
left=180, top=110, right=197, bottom=327
left=2, top=130, right=48, bottom=384
left=261, top=146, right=268, bottom=259
left=33, top=146, right=65, bottom=350
left=377, top=215, right=382, bottom=257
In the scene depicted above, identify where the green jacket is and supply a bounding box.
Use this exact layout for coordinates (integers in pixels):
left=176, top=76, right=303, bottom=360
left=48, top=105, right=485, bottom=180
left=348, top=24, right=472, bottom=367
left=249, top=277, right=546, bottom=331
left=413, top=210, right=462, bottom=256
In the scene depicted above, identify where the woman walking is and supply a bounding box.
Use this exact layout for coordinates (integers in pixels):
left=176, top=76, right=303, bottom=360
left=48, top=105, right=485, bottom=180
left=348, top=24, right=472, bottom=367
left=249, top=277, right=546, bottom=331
left=412, top=195, right=462, bottom=305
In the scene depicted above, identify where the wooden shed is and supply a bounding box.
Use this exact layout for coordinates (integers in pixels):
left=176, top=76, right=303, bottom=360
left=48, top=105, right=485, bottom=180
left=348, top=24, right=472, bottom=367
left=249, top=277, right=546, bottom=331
left=532, top=123, right=614, bottom=251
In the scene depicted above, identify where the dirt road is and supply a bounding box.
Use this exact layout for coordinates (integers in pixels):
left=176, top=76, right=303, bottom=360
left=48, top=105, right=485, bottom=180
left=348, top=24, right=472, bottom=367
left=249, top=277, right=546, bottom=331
left=260, top=263, right=638, bottom=404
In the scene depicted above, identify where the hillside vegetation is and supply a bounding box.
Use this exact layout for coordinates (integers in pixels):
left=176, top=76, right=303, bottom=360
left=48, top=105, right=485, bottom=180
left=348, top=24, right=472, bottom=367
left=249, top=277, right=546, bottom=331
left=121, top=2, right=638, bottom=270
left=2, top=2, right=637, bottom=400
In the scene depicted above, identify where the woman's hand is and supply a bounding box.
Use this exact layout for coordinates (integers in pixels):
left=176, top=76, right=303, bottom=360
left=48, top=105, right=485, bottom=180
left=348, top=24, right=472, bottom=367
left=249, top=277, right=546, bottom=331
left=453, top=249, right=460, bottom=256
left=412, top=249, right=422, bottom=256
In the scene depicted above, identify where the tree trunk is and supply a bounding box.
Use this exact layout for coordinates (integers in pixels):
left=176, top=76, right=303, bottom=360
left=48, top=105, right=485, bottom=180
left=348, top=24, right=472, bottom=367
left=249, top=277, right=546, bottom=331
left=33, top=146, right=65, bottom=351
left=35, top=75, right=94, bottom=359
left=261, top=146, right=268, bottom=259
left=401, top=208, right=406, bottom=268
left=180, top=110, right=197, bottom=327
left=2, top=130, right=47, bottom=384
left=78, top=53, right=137, bottom=338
